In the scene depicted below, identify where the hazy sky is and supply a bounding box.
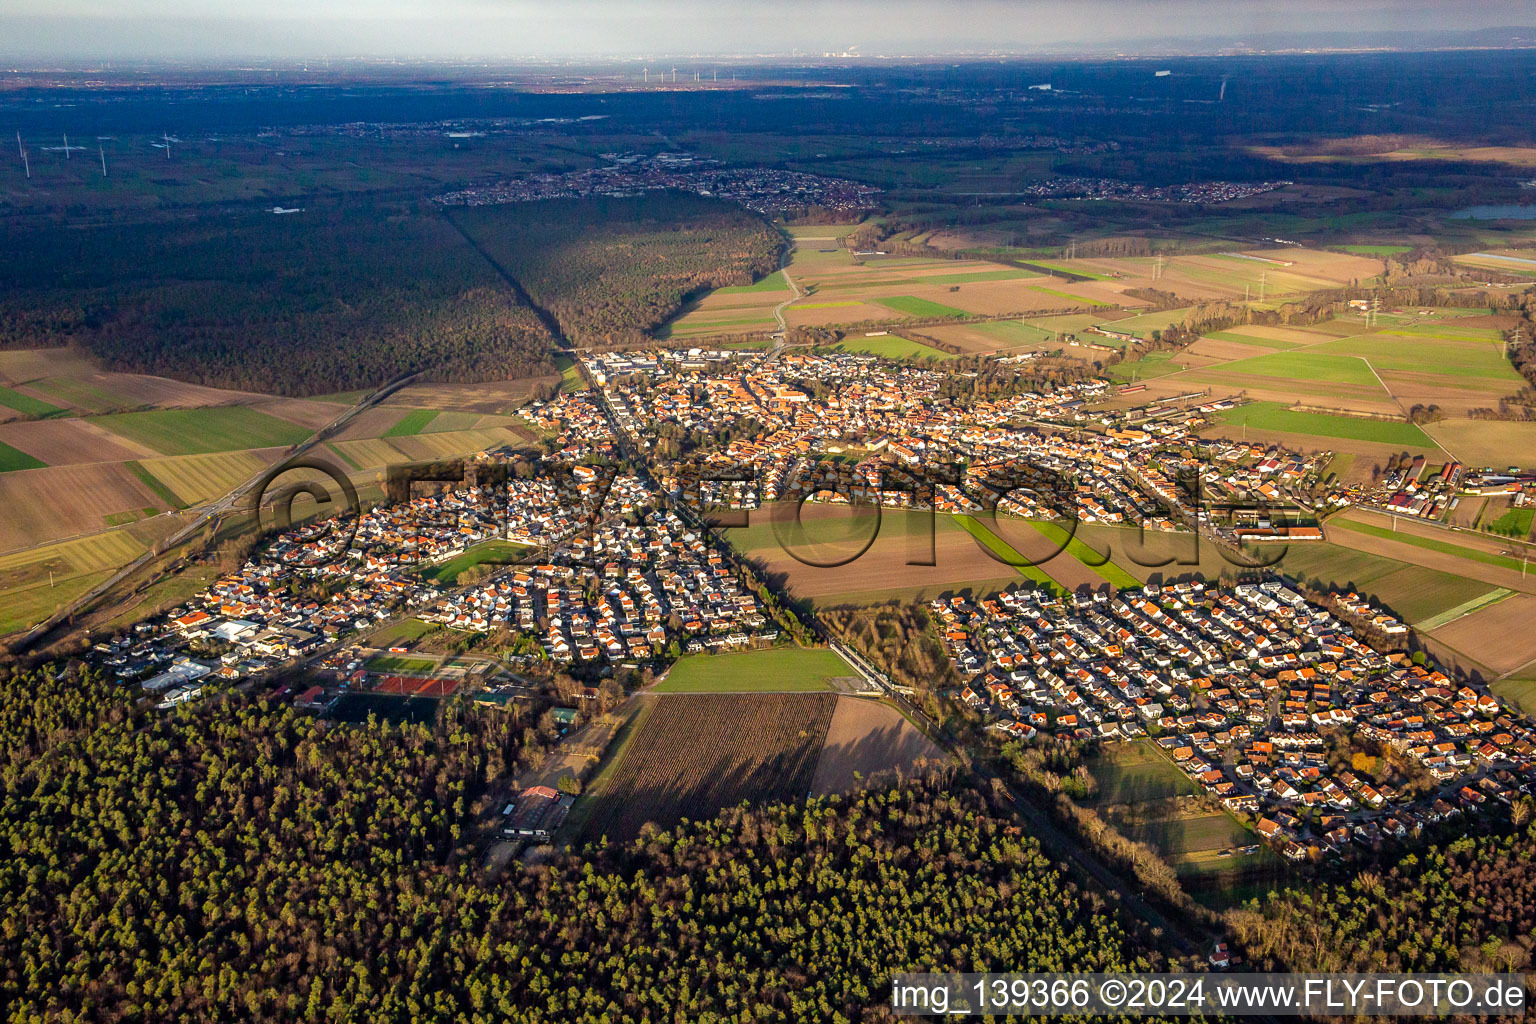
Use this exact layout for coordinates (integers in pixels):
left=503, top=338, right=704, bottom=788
left=7, top=1, right=1536, bottom=61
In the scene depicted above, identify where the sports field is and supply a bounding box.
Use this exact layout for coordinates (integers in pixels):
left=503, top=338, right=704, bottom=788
left=417, top=540, right=531, bottom=584
left=653, top=646, right=851, bottom=693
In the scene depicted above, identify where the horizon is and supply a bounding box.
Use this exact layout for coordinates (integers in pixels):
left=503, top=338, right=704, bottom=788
left=7, top=1, right=1536, bottom=63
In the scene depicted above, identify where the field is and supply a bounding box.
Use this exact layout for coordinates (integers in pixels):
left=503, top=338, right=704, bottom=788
left=1032, top=248, right=1384, bottom=303
left=1428, top=593, right=1536, bottom=677
left=94, top=407, right=312, bottom=456
left=1274, top=537, right=1508, bottom=625
left=667, top=239, right=1135, bottom=340
left=416, top=540, right=532, bottom=585
left=652, top=646, right=852, bottom=693
left=831, top=335, right=955, bottom=361
left=1328, top=513, right=1536, bottom=578
left=0, top=417, right=156, bottom=465
left=0, top=442, right=46, bottom=473
left=1212, top=403, right=1434, bottom=447
left=1086, top=741, right=1197, bottom=804
left=1424, top=419, right=1536, bottom=471
left=809, top=697, right=946, bottom=795
left=577, top=693, right=837, bottom=842
left=0, top=462, right=168, bottom=550
left=138, top=450, right=281, bottom=506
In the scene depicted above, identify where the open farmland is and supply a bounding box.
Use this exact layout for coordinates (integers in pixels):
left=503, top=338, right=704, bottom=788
left=831, top=335, right=955, bottom=361
left=0, top=418, right=156, bottom=465
left=809, top=697, right=946, bottom=795
left=0, top=462, right=168, bottom=550
left=1210, top=403, right=1434, bottom=447
left=652, top=646, right=851, bottom=693
left=577, top=693, right=837, bottom=842
left=93, top=406, right=312, bottom=456
left=139, top=449, right=283, bottom=506
left=1424, top=419, right=1536, bottom=471
left=728, top=504, right=1098, bottom=605
left=1428, top=593, right=1536, bottom=677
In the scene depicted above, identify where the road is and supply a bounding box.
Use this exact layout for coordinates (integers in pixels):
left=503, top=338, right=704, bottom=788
left=758, top=239, right=803, bottom=368
left=9, top=371, right=421, bottom=653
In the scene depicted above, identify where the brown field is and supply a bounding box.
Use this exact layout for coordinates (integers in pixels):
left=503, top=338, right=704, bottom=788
left=0, top=418, right=156, bottom=464
left=1424, top=419, right=1536, bottom=471
left=916, top=322, right=1037, bottom=355
left=578, top=693, right=836, bottom=842
left=783, top=301, right=891, bottom=327
left=329, top=437, right=408, bottom=472
left=380, top=377, right=558, bottom=414
left=735, top=504, right=1088, bottom=603
left=249, top=397, right=344, bottom=430
left=1447, top=495, right=1489, bottom=529
left=0, top=349, right=99, bottom=384
left=986, top=516, right=1119, bottom=592
left=333, top=406, right=415, bottom=440
left=0, top=462, right=167, bottom=551
left=1374, top=372, right=1517, bottom=418
left=1429, top=594, right=1536, bottom=676
left=1139, top=374, right=1402, bottom=418
left=809, top=696, right=946, bottom=795
left=1327, top=510, right=1536, bottom=596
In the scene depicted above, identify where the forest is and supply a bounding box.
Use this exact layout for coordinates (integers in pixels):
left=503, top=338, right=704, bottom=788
left=450, top=193, right=782, bottom=346
left=0, top=664, right=1159, bottom=1024
left=0, top=204, right=559, bottom=396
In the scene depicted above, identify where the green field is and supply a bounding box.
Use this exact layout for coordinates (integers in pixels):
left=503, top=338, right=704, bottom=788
left=1029, top=521, right=1142, bottom=588
left=0, top=570, right=115, bottom=636
left=1123, top=811, right=1254, bottom=865
left=653, top=646, right=849, bottom=692
left=911, top=268, right=1036, bottom=285
left=0, top=386, right=67, bottom=418
left=1097, top=307, right=1194, bottom=335
left=1274, top=540, right=1498, bottom=624
left=973, top=320, right=1057, bottom=347
left=417, top=540, right=532, bottom=584
left=1213, top=402, right=1434, bottom=447
left=1027, top=285, right=1109, bottom=306
left=1493, top=677, right=1536, bottom=716
left=367, top=617, right=438, bottom=646
left=1086, top=741, right=1197, bottom=804
left=1314, top=335, right=1521, bottom=379
left=1107, top=351, right=1184, bottom=381
left=1339, top=244, right=1411, bottom=255
left=383, top=409, right=440, bottom=437
left=1025, top=261, right=1114, bottom=281
left=1213, top=351, right=1383, bottom=388
left=875, top=296, right=970, bottom=319
left=1485, top=507, right=1535, bottom=538
left=0, top=441, right=46, bottom=473
left=954, top=515, right=1067, bottom=597
left=834, top=336, right=955, bottom=361
left=1205, top=330, right=1303, bottom=351
left=1330, top=518, right=1534, bottom=575
left=95, top=406, right=311, bottom=456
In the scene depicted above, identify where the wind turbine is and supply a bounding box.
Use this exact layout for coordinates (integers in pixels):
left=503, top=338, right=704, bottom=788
left=63, top=132, right=70, bottom=158
left=99, top=142, right=107, bottom=177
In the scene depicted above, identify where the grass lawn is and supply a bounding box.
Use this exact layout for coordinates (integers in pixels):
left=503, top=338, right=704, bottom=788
left=834, top=336, right=955, bottom=361
left=653, top=646, right=850, bottom=692
left=417, top=540, right=532, bottom=584
left=1107, top=351, right=1183, bottom=381
left=1484, top=506, right=1535, bottom=538
left=95, top=406, right=311, bottom=456
left=383, top=409, right=439, bottom=437
left=1213, top=402, right=1433, bottom=447
left=0, top=441, right=46, bottom=473
left=0, top=386, right=67, bottom=418
left=1086, top=741, right=1197, bottom=804
left=554, top=355, right=586, bottom=394
left=0, top=569, right=114, bottom=635
left=875, top=295, right=970, bottom=319
left=954, top=514, right=1067, bottom=597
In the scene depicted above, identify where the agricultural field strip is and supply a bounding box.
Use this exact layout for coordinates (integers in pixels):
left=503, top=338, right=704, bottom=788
left=1416, top=587, right=1514, bottom=631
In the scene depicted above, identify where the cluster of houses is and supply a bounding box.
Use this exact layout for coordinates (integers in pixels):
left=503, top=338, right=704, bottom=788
left=425, top=486, right=777, bottom=661
left=1366, top=455, right=1464, bottom=521
left=932, top=575, right=1535, bottom=859
left=432, top=151, right=882, bottom=215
